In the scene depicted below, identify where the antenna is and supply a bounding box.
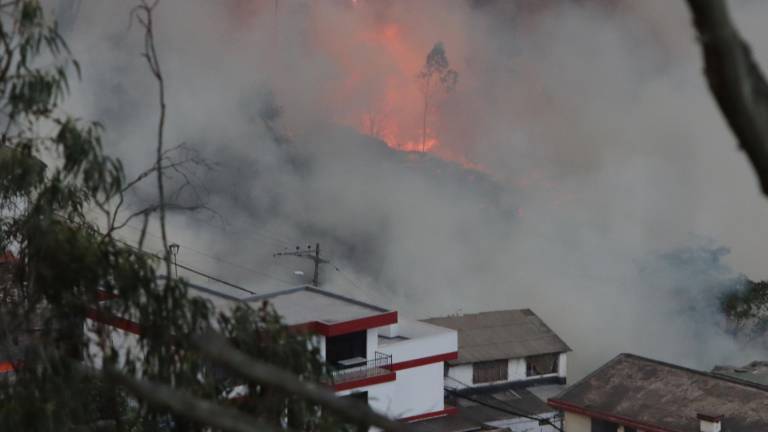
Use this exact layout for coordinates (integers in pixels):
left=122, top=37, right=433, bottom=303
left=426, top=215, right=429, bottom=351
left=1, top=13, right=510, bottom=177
left=273, top=242, right=329, bottom=287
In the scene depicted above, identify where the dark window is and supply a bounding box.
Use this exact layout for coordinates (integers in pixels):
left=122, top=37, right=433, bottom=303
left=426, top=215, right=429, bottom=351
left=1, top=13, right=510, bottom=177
left=591, top=419, right=618, bottom=432
left=526, top=353, right=559, bottom=376
left=472, top=360, right=508, bottom=384
left=326, top=331, right=366, bottom=367
left=341, top=391, right=368, bottom=405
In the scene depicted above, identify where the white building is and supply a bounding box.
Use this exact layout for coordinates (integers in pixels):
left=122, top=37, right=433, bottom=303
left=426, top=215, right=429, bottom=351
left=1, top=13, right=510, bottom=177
left=417, top=309, right=570, bottom=432
left=87, top=283, right=459, bottom=423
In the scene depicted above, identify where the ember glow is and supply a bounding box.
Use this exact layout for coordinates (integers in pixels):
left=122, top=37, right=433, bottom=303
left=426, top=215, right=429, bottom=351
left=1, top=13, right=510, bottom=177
left=314, top=2, right=475, bottom=165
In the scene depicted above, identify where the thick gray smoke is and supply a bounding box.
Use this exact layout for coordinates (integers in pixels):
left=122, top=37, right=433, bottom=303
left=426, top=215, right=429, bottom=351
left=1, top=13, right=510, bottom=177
left=54, top=0, right=768, bottom=378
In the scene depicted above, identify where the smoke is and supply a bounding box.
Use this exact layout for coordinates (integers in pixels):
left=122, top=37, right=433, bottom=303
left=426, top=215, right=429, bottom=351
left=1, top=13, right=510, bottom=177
left=54, top=0, right=768, bottom=378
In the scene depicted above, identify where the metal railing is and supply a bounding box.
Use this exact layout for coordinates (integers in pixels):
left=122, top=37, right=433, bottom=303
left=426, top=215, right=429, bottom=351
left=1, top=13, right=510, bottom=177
left=330, top=352, right=392, bottom=385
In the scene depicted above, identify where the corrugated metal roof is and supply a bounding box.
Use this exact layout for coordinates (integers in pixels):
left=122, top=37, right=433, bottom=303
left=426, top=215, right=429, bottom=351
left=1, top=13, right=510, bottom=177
left=422, top=309, right=569, bottom=365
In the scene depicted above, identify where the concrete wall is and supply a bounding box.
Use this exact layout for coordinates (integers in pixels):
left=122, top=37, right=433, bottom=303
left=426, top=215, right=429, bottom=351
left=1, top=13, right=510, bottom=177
left=564, top=411, right=591, bottom=432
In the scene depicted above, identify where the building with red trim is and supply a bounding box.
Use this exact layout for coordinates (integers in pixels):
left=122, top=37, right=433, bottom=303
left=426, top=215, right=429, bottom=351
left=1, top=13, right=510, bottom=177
left=86, top=282, right=459, bottom=423
left=548, top=353, right=768, bottom=432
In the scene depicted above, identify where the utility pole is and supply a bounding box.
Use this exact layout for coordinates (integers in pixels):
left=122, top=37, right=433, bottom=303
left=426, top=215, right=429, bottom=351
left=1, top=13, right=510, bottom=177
left=273, top=243, right=329, bottom=287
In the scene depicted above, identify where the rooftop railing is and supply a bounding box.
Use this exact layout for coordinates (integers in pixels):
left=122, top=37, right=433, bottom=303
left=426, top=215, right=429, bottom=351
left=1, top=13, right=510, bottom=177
left=330, top=352, right=392, bottom=385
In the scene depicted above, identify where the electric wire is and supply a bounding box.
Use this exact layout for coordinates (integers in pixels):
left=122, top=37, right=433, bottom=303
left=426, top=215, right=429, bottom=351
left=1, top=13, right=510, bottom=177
left=122, top=224, right=296, bottom=287
left=444, top=375, right=564, bottom=432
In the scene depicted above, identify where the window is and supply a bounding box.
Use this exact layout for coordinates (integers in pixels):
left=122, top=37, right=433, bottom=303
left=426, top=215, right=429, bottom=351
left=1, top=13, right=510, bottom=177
left=472, top=360, right=508, bottom=384
left=526, top=353, right=559, bottom=377
left=341, top=391, right=368, bottom=405
left=326, top=331, right=366, bottom=367
left=591, top=419, right=618, bottom=432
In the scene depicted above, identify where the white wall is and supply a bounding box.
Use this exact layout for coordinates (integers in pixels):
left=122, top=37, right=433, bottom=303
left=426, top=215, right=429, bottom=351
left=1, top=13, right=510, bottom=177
left=377, top=321, right=456, bottom=364
left=387, top=363, right=444, bottom=419
left=510, top=358, right=527, bottom=381
left=336, top=379, right=397, bottom=416
left=487, top=412, right=562, bottom=432
left=367, top=328, right=378, bottom=359
left=558, top=353, right=567, bottom=378
left=446, top=363, right=473, bottom=387
left=311, top=335, right=325, bottom=360
left=564, top=411, right=591, bottom=432
left=85, top=320, right=140, bottom=371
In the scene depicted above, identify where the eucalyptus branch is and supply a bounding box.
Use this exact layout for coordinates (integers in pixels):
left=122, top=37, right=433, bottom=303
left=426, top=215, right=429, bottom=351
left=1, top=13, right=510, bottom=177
left=133, top=0, right=170, bottom=276
left=686, top=0, right=768, bottom=197
left=102, top=365, right=280, bottom=432
left=194, top=332, right=412, bottom=432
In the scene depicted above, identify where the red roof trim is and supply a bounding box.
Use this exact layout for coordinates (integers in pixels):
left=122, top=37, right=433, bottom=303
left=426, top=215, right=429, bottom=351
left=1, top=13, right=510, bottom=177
left=399, top=406, right=458, bottom=423
left=548, top=399, right=677, bottom=432
left=388, top=352, right=458, bottom=371
left=86, top=308, right=142, bottom=335
left=95, top=290, right=118, bottom=302
left=0, top=361, right=16, bottom=373
left=293, top=311, right=398, bottom=337
left=0, top=251, right=17, bottom=264
left=332, top=370, right=396, bottom=392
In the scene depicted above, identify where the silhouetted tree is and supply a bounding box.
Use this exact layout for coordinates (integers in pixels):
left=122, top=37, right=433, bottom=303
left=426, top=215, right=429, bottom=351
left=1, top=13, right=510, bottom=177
left=417, top=42, right=458, bottom=153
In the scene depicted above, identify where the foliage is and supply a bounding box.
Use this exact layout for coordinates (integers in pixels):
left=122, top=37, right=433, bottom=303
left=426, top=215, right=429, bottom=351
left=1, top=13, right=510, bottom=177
left=721, top=279, right=768, bottom=337
left=0, top=2, right=361, bottom=431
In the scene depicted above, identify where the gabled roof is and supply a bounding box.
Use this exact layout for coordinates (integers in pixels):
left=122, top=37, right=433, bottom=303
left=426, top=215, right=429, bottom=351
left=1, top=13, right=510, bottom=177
left=422, top=309, right=569, bottom=365
left=549, top=353, right=768, bottom=432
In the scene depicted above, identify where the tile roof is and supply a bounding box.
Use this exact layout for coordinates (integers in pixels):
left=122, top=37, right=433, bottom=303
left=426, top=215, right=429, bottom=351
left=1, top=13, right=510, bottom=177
left=422, top=310, right=569, bottom=365
left=550, top=353, right=768, bottom=432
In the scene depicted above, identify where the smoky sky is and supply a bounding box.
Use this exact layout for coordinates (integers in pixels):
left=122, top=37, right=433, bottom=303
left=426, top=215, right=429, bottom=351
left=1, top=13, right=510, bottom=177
left=53, top=0, right=768, bottom=378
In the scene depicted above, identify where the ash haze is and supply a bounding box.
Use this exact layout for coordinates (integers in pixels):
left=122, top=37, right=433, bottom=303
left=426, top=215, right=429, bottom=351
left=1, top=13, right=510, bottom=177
left=53, top=0, right=768, bottom=378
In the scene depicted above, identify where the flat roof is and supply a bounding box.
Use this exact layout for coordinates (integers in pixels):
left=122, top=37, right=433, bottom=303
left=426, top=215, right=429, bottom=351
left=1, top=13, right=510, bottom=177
left=244, top=286, right=390, bottom=326
left=423, top=309, right=570, bottom=365
left=186, top=283, right=394, bottom=328
left=550, top=353, right=768, bottom=432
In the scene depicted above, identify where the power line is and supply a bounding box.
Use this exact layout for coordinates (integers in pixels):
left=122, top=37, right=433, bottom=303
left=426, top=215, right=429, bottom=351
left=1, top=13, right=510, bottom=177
left=445, top=388, right=563, bottom=432
left=333, top=264, right=363, bottom=291
left=274, top=243, right=328, bottom=287
left=123, top=224, right=296, bottom=287
left=114, top=238, right=281, bottom=296
left=185, top=215, right=300, bottom=249
left=444, top=376, right=563, bottom=432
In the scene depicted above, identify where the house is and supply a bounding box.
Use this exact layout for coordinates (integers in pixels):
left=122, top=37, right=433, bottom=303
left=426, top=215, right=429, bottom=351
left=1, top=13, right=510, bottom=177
left=87, top=282, right=460, bottom=423
left=548, top=353, right=768, bottom=432
left=423, top=310, right=569, bottom=389
left=417, top=309, right=570, bottom=432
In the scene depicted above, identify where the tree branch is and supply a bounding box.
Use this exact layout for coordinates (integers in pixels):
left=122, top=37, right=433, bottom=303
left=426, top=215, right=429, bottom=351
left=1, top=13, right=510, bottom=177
left=134, top=0, right=171, bottom=275
left=102, top=366, right=280, bottom=432
left=686, top=0, right=768, bottom=196
left=193, top=332, right=412, bottom=432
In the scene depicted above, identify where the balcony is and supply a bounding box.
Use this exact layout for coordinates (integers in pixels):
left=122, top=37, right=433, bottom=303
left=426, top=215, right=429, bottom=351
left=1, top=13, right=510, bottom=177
left=330, top=352, right=393, bottom=388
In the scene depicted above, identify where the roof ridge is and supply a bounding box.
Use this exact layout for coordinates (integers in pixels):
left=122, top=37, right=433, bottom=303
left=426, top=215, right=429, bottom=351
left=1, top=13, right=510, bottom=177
left=550, top=354, right=628, bottom=401
left=620, top=353, right=768, bottom=393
